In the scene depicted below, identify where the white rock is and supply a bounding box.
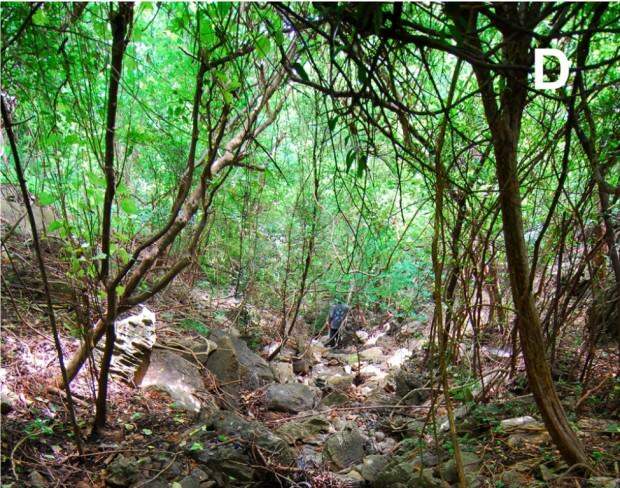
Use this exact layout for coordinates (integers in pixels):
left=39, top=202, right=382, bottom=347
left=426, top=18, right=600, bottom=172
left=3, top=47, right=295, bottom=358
left=355, top=330, right=369, bottom=342
left=500, top=416, right=538, bottom=430
left=387, top=348, right=412, bottom=368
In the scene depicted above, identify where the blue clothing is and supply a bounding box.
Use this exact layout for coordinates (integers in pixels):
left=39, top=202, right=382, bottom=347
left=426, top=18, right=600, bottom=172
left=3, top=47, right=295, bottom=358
left=328, top=304, right=349, bottom=344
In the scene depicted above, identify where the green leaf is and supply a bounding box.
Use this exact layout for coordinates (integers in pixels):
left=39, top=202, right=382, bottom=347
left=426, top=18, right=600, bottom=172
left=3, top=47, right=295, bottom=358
left=47, top=220, right=64, bottom=232
left=87, top=171, right=107, bottom=188
left=38, top=192, right=57, bottom=206
left=189, top=442, right=204, bottom=451
left=200, top=19, right=216, bottom=46
left=142, top=428, right=152, bottom=436
left=222, top=90, right=233, bottom=105
left=120, top=198, right=139, bottom=214
left=32, top=9, right=47, bottom=26
left=256, top=35, right=270, bottom=59
left=217, top=434, right=228, bottom=442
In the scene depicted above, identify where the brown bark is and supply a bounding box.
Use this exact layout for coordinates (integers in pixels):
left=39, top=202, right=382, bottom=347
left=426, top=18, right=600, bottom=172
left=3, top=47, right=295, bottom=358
left=447, top=3, right=589, bottom=468
left=1, top=95, right=84, bottom=454
left=93, top=2, right=134, bottom=432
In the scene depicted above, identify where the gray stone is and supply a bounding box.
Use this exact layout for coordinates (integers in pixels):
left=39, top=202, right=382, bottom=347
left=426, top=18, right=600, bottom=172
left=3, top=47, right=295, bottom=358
left=292, top=357, right=311, bottom=375
left=1, top=388, right=17, bottom=414
left=359, top=347, right=384, bottom=362
left=588, top=477, right=619, bottom=488
left=500, top=416, right=539, bottom=430
left=298, top=444, right=323, bottom=470
left=205, top=330, right=275, bottom=403
left=358, top=455, right=389, bottom=482
left=276, top=415, right=331, bottom=444
left=334, top=470, right=365, bottom=488
left=138, top=349, right=207, bottom=412
left=373, top=462, right=449, bottom=488
left=393, top=365, right=430, bottom=405
left=166, top=335, right=217, bottom=366
left=321, top=391, right=349, bottom=407
left=265, top=383, right=320, bottom=413
left=439, top=451, right=480, bottom=484
left=326, top=374, right=354, bottom=392
left=272, top=362, right=295, bottom=383
left=323, top=426, right=367, bottom=470
left=501, top=469, right=529, bottom=487
left=29, top=471, right=48, bottom=487
left=186, top=411, right=294, bottom=482
left=106, top=455, right=139, bottom=487
left=99, top=307, right=157, bottom=383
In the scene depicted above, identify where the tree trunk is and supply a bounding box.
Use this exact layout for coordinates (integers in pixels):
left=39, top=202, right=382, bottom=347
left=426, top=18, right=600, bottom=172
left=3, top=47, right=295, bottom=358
left=446, top=3, right=590, bottom=468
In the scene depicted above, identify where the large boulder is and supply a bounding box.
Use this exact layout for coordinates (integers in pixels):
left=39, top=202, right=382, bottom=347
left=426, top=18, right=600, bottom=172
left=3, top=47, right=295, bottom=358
left=0, top=184, right=55, bottom=239
left=276, top=415, right=331, bottom=444
left=265, top=383, right=320, bottom=413
left=185, top=411, right=294, bottom=483
left=164, top=334, right=217, bottom=366
left=323, top=425, right=368, bottom=470
left=205, top=329, right=275, bottom=402
left=138, top=349, right=212, bottom=413
left=393, top=362, right=430, bottom=405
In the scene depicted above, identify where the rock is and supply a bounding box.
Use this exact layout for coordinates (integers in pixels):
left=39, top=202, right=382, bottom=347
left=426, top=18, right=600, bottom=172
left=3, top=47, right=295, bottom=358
left=298, top=444, right=323, bottom=470
left=439, top=451, right=480, bottom=484
left=272, top=362, right=295, bottom=383
left=205, top=330, right=275, bottom=402
left=276, top=415, right=331, bottom=444
left=376, top=437, right=397, bottom=454
left=326, top=374, right=354, bottom=392
left=358, top=455, right=389, bottom=483
left=186, top=411, right=294, bottom=481
left=178, top=469, right=210, bottom=488
left=418, top=451, right=441, bottom=467
left=292, top=357, right=310, bottom=375
left=265, top=383, right=320, bottom=413
left=393, top=365, right=430, bottom=405
left=539, top=464, right=555, bottom=482
left=501, top=469, right=529, bottom=487
left=29, top=471, right=48, bottom=487
left=374, top=431, right=385, bottom=442
left=323, top=426, right=367, bottom=470
left=106, top=455, right=139, bottom=487
left=101, top=307, right=156, bottom=383
left=387, top=348, right=413, bottom=368
left=321, top=391, right=349, bottom=407
left=1, top=388, right=17, bottom=414
left=334, top=470, right=365, bottom=488
left=359, top=347, right=383, bottom=362
left=0, top=184, right=55, bottom=239
left=374, top=460, right=448, bottom=488
left=588, top=477, right=619, bottom=488
left=138, top=349, right=207, bottom=412
left=166, top=335, right=217, bottom=366
left=500, top=416, right=541, bottom=431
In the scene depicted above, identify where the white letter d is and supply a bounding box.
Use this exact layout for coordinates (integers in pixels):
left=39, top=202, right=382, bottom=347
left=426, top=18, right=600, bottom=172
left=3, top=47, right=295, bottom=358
left=535, top=48, right=570, bottom=90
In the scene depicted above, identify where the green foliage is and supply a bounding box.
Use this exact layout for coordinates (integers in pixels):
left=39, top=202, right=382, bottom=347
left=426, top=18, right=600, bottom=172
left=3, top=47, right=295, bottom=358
left=179, top=318, right=210, bottom=337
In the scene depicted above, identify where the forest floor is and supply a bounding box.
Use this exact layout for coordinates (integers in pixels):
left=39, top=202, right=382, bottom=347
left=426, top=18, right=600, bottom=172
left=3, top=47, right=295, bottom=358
left=1, top=238, right=618, bottom=488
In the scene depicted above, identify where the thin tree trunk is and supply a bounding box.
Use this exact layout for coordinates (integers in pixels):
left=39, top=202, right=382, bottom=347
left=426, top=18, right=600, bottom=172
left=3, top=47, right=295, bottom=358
left=1, top=96, right=84, bottom=454
left=93, top=2, right=134, bottom=432
left=447, top=3, right=589, bottom=468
